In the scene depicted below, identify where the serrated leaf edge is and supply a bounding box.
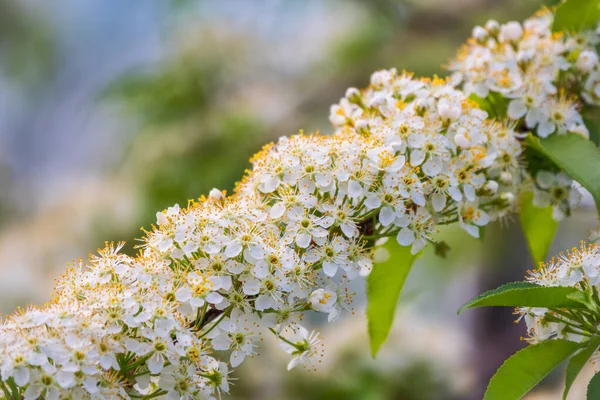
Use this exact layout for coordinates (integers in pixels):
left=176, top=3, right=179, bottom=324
left=484, top=339, right=581, bottom=400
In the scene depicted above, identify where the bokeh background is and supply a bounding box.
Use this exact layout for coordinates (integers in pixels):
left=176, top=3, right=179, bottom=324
left=0, top=0, right=597, bottom=399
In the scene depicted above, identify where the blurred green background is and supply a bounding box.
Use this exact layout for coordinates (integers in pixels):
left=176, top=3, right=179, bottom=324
left=0, top=0, right=596, bottom=399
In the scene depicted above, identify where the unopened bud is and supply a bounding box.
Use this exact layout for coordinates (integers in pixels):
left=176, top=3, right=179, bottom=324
left=472, top=26, right=488, bottom=43
left=438, top=98, right=462, bottom=122
left=209, top=188, right=225, bottom=201
left=346, top=87, right=363, bottom=106
left=485, top=20, right=500, bottom=36
left=500, top=192, right=515, bottom=206
left=500, top=22, right=523, bottom=42
left=414, top=98, right=428, bottom=116
left=355, top=119, right=370, bottom=135
left=484, top=180, right=499, bottom=194
left=500, top=171, right=513, bottom=184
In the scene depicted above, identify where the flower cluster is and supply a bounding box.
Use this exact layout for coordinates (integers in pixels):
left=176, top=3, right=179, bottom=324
left=329, top=70, right=522, bottom=242
left=519, top=242, right=600, bottom=345
left=449, top=9, right=600, bottom=219
left=0, top=72, right=522, bottom=399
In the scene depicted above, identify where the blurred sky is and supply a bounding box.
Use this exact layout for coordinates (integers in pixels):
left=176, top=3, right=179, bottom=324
left=0, top=0, right=361, bottom=210
left=0, top=1, right=165, bottom=209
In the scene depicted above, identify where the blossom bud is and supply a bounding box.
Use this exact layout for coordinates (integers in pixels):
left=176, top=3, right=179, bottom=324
left=438, top=98, right=462, bottom=122
left=500, top=192, right=515, bottom=207
left=414, top=98, right=428, bottom=116
left=500, top=22, right=523, bottom=42
left=370, top=69, right=395, bottom=87
left=485, top=20, right=500, bottom=36
left=516, top=49, right=534, bottom=72
left=484, top=180, right=499, bottom=194
left=370, top=94, right=386, bottom=108
left=355, top=119, right=370, bottom=135
left=346, top=87, right=363, bottom=106
left=209, top=188, right=225, bottom=201
left=500, top=171, right=513, bottom=184
left=472, top=25, right=488, bottom=43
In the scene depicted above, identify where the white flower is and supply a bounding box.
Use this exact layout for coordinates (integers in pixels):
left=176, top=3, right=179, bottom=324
left=203, top=358, right=231, bottom=394
left=305, top=236, right=350, bottom=277
left=577, top=49, right=599, bottom=73
left=458, top=202, right=489, bottom=238
left=211, top=309, right=257, bottom=367
left=283, top=208, right=328, bottom=248
left=279, top=326, right=322, bottom=370
left=175, top=273, right=225, bottom=309
left=24, top=368, right=60, bottom=400
left=523, top=243, right=600, bottom=343
left=309, top=288, right=337, bottom=314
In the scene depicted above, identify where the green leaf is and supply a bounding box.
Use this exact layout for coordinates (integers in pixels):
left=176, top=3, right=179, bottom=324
left=485, top=339, right=581, bottom=400
left=567, top=290, right=590, bottom=306
left=458, top=282, right=586, bottom=314
left=588, top=371, right=600, bottom=399
left=366, top=241, right=420, bottom=357
left=469, top=92, right=495, bottom=117
left=564, top=338, right=600, bottom=399
left=526, top=133, right=600, bottom=214
left=468, top=92, right=508, bottom=119
left=519, top=192, right=559, bottom=265
left=553, top=0, right=600, bottom=33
